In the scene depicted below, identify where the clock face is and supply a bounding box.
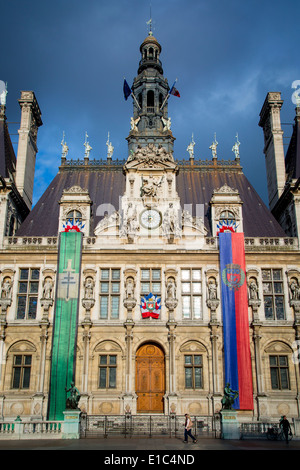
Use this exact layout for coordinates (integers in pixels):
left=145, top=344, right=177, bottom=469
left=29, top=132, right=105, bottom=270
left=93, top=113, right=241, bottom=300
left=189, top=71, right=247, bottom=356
left=140, top=209, right=162, bottom=229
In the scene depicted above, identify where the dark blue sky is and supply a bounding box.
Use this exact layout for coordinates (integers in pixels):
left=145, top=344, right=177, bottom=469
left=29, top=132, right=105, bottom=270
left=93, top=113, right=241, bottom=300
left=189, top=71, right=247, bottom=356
left=2, top=0, right=299, bottom=206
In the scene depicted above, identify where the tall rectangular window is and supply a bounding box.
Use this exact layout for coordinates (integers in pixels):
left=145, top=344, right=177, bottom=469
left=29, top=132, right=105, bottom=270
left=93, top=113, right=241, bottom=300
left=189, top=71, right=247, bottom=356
left=269, top=355, right=290, bottom=390
left=141, top=269, right=161, bottom=295
left=181, top=269, right=202, bottom=319
left=98, top=355, right=117, bottom=389
left=12, top=355, right=32, bottom=389
left=17, top=269, right=40, bottom=320
left=262, top=269, right=285, bottom=320
left=100, top=269, right=120, bottom=319
left=184, top=355, right=203, bottom=389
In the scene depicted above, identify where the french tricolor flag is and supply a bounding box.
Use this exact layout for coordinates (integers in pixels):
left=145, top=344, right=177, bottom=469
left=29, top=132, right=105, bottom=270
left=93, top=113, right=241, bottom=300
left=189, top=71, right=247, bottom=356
left=219, top=232, right=253, bottom=410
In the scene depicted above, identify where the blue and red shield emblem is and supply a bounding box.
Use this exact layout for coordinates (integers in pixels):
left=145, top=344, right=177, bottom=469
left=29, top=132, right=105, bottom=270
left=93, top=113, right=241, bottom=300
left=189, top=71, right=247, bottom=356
left=140, top=293, right=161, bottom=319
left=222, top=263, right=245, bottom=291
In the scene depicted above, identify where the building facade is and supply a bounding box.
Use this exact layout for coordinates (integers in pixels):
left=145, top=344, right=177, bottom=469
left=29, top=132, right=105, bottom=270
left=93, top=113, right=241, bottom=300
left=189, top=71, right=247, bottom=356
left=0, top=32, right=300, bottom=423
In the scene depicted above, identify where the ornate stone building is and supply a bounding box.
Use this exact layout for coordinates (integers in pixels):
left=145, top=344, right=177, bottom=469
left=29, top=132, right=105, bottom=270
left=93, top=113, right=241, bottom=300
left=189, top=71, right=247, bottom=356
left=0, top=31, right=299, bottom=424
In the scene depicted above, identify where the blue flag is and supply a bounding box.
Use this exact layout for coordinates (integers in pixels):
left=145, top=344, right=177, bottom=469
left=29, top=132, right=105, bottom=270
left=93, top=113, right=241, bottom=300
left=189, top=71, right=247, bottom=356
left=123, top=79, right=131, bottom=101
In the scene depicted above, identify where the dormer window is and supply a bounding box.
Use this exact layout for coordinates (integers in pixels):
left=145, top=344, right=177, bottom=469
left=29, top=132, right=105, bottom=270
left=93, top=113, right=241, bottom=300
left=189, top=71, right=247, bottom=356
left=219, top=210, right=235, bottom=223
left=66, top=210, right=82, bottom=226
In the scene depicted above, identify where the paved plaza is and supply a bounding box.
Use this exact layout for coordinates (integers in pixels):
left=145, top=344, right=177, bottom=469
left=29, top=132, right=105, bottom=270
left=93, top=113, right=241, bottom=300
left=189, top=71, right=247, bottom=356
left=0, top=436, right=299, bottom=451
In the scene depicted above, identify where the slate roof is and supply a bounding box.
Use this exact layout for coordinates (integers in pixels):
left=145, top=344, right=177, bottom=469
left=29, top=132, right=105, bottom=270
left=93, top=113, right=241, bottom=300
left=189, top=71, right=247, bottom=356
left=16, top=159, right=286, bottom=238
left=0, top=116, right=16, bottom=180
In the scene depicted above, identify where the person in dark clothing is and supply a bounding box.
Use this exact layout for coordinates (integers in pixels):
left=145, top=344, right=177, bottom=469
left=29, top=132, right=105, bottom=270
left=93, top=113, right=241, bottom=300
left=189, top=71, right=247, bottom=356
left=280, top=415, right=292, bottom=443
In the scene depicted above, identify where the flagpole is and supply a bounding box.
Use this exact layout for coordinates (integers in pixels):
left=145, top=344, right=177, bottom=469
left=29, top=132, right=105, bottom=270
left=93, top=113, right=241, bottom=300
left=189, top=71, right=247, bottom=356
left=131, top=91, right=141, bottom=111
left=160, top=93, right=170, bottom=111
left=160, top=79, right=178, bottom=111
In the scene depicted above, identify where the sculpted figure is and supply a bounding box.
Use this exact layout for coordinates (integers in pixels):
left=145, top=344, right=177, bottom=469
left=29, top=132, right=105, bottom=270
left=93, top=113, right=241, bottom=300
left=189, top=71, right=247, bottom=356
left=1, top=278, right=12, bottom=299
left=65, top=382, right=81, bottom=410
left=290, top=279, right=300, bottom=300
left=221, top=383, right=239, bottom=410
left=166, top=277, right=176, bottom=300
left=84, top=277, right=94, bottom=300
left=42, top=278, right=53, bottom=300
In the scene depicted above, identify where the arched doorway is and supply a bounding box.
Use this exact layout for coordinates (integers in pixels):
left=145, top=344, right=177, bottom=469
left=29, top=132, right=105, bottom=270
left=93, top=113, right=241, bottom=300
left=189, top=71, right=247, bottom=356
left=136, top=343, right=165, bottom=413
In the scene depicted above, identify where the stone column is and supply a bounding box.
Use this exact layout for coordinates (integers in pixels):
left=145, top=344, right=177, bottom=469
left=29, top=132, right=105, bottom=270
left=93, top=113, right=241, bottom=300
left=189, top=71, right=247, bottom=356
left=80, top=320, right=92, bottom=414
left=252, top=323, right=266, bottom=419
left=167, top=320, right=177, bottom=395
left=123, top=319, right=136, bottom=414
left=31, top=319, right=49, bottom=419
left=122, top=270, right=137, bottom=414
left=165, top=271, right=178, bottom=414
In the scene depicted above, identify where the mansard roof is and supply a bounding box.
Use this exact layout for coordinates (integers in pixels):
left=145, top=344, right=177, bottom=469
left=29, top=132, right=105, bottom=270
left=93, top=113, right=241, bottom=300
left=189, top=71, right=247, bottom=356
left=16, top=158, right=286, bottom=238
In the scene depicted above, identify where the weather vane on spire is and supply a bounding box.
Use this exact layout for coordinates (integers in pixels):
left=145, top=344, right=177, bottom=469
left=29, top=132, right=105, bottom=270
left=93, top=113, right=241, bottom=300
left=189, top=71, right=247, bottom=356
left=146, top=4, right=153, bottom=35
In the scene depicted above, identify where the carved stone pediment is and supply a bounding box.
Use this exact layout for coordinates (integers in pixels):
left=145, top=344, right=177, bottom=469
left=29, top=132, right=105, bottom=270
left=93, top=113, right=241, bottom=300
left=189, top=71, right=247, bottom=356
left=125, top=143, right=177, bottom=171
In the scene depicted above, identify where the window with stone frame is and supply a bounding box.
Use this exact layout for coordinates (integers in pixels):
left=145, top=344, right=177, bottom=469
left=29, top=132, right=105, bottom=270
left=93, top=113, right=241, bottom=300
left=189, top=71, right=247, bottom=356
left=184, top=354, right=203, bottom=389
left=219, top=209, right=236, bottom=222
left=12, top=354, right=32, bottom=389
left=269, top=355, right=290, bottom=390
left=262, top=268, right=285, bottom=320
left=99, top=269, right=120, bottom=319
left=140, top=268, right=161, bottom=296
left=181, top=269, right=202, bottom=319
left=66, top=209, right=82, bottom=225
left=98, top=355, right=117, bottom=389
left=16, top=268, right=40, bottom=320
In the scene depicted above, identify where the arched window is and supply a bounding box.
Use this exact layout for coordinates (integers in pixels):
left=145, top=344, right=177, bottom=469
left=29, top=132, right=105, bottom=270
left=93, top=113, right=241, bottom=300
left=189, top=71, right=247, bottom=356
left=147, top=90, right=154, bottom=113
left=217, top=210, right=237, bottom=235
left=219, top=210, right=235, bottom=221
left=66, top=209, right=82, bottom=225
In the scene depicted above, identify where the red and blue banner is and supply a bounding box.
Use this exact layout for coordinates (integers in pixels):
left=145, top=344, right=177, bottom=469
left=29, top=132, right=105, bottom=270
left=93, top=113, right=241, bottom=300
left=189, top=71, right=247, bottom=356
left=219, top=232, right=253, bottom=410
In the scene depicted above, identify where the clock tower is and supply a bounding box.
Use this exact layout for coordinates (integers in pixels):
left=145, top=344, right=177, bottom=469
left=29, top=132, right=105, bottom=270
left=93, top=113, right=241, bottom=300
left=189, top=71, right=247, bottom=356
left=126, top=30, right=175, bottom=156
left=95, top=31, right=207, bottom=246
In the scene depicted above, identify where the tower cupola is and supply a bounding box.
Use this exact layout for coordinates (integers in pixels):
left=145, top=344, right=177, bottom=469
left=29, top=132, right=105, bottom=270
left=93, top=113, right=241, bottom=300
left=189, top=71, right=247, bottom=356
left=138, top=33, right=163, bottom=75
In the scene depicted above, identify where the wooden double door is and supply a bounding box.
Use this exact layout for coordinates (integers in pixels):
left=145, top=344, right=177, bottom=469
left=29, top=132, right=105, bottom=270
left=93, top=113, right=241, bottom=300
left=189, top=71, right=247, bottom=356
left=136, top=343, right=165, bottom=413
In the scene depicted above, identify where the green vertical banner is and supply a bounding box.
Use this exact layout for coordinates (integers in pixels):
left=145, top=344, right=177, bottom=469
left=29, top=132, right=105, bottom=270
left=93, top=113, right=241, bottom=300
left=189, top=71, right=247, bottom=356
left=48, top=231, right=83, bottom=420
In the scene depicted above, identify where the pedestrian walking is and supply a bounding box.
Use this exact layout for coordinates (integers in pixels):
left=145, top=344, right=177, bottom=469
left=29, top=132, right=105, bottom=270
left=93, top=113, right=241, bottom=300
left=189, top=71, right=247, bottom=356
left=280, top=415, right=292, bottom=444
left=183, top=413, right=197, bottom=443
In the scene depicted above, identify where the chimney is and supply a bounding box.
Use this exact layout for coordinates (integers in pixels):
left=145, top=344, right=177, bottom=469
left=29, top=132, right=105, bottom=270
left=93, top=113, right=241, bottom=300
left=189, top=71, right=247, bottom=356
left=259, top=92, right=285, bottom=211
left=15, top=91, right=42, bottom=210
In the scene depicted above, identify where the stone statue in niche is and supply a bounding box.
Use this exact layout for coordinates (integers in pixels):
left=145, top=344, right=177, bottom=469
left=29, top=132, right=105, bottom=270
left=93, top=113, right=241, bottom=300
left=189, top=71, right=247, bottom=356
left=84, top=277, right=94, bottom=300
left=166, top=277, right=176, bottom=301
left=289, top=278, right=300, bottom=300
left=42, top=277, right=53, bottom=300
left=1, top=277, right=12, bottom=299
left=248, top=278, right=259, bottom=301
left=125, top=277, right=135, bottom=300
left=208, top=279, right=217, bottom=300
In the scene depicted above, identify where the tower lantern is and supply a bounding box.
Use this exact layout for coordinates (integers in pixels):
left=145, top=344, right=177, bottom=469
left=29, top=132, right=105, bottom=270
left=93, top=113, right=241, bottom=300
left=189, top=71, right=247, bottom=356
left=127, top=32, right=175, bottom=156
